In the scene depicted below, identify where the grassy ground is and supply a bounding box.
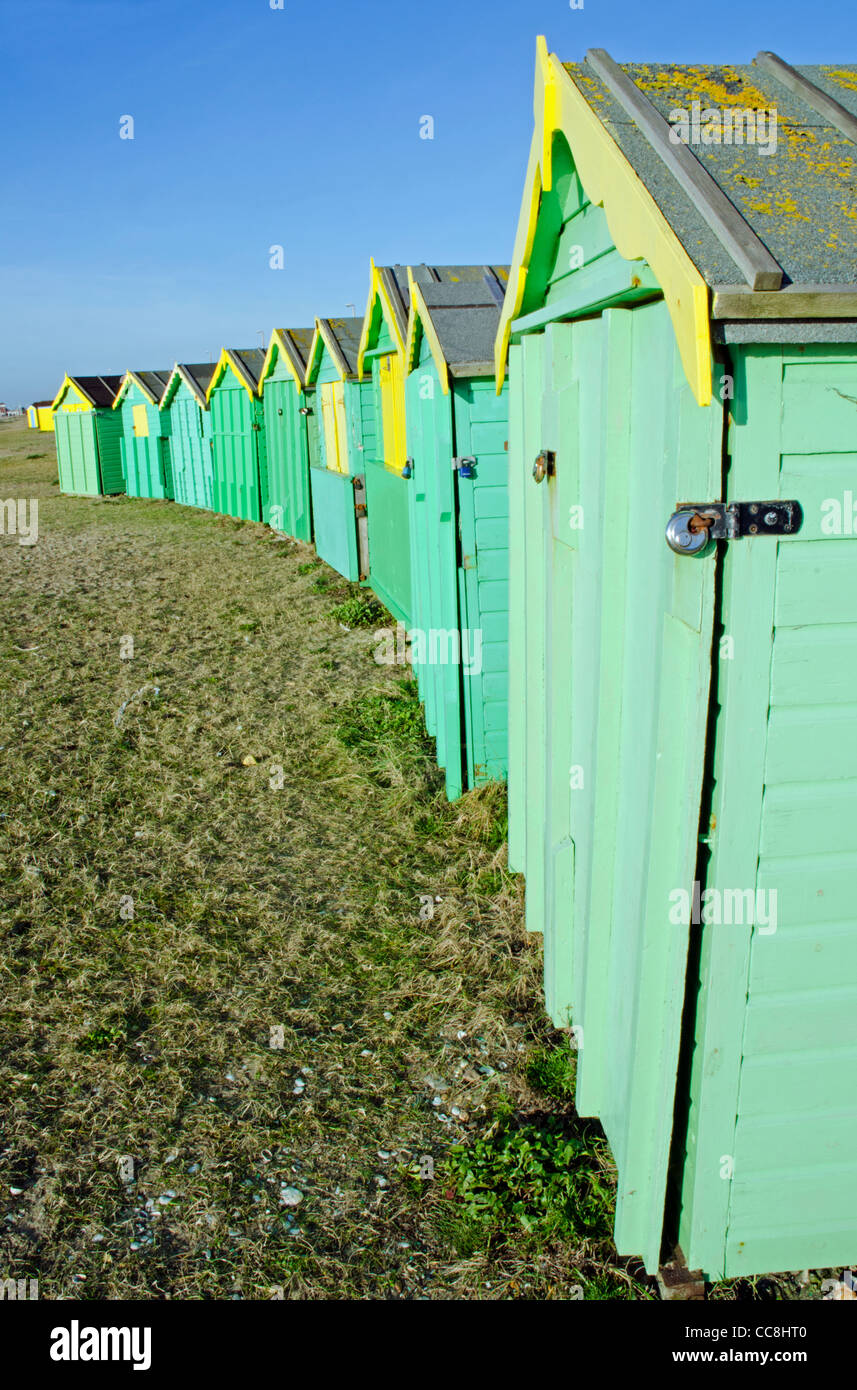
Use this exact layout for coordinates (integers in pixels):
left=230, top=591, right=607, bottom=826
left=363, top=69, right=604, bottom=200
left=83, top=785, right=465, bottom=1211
left=0, top=419, right=821, bottom=1301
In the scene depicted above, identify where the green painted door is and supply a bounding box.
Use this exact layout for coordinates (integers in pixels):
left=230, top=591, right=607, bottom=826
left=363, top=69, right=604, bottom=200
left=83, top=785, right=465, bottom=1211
left=514, top=305, right=722, bottom=1271
left=55, top=411, right=100, bottom=495
left=309, top=466, right=360, bottom=581
left=453, top=380, right=511, bottom=790
left=405, top=364, right=462, bottom=798
left=158, top=435, right=174, bottom=500
left=210, top=384, right=263, bottom=522
left=169, top=392, right=213, bottom=510
left=679, top=344, right=857, bottom=1280
left=262, top=381, right=311, bottom=541
left=364, top=460, right=413, bottom=627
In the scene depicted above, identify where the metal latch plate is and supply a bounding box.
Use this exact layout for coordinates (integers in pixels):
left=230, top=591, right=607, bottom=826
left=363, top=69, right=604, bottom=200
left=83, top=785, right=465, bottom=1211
left=676, top=500, right=803, bottom=539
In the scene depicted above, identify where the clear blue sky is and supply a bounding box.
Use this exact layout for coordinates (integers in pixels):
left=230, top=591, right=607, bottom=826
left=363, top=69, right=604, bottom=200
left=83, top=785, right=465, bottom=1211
left=1, top=0, right=855, bottom=405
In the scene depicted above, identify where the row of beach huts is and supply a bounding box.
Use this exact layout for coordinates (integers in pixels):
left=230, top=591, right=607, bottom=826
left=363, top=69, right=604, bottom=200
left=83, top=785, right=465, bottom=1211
left=35, top=43, right=857, bottom=1288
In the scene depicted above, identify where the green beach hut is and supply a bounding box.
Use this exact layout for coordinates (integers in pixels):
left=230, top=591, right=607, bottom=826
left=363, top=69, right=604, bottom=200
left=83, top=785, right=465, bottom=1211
left=356, top=262, right=413, bottom=624
left=357, top=264, right=511, bottom=628
left=404, top=265, right=511, bottom=800
left=304, top=316, right=375, bottom=582
left=259, top=327, right=316, bottom=541
left=113, top=370, right=174, bottom=501
left=52, top=374, right=125, bottom=495
left=498, top=38, right=857, bottom=1283
left=206, top=349, right=268, bottom=523
left=159, top=363, right=216, bottom=511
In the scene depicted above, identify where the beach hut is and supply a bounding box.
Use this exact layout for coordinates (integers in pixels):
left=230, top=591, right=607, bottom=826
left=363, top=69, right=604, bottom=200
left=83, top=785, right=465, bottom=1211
left=357, top=264, right=511, bottom=627
left=28, top=401, right=54, bottom=432
left=52, top=374, right=125, bottom=495
left=498, top=39, right=857, bottom=1283
left=206, top=349, right=267, bottom=523
left=159, top=363, right=216, bottom=511
left=113, top=370, right=173, bottom=501
left=356, top=263, right=413, bottom=623
left=303, top=317, right=375, bottom=581
left=404, top=265, right=511, bottom=799
left=259, top=327, right=316, bottom=541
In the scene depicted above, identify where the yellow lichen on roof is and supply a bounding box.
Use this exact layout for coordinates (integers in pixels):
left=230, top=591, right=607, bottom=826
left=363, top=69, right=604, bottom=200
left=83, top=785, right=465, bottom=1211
left=743, top=193, right=811, bottom=222
left=563, top=64, right=604, bottom=99
left=632, top=64, right=776, bottom=115
left=829, top=68, right=857, bottom=94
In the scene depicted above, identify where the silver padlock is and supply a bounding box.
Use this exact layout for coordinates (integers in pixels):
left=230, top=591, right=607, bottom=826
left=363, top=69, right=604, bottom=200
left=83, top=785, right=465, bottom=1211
left=665, top=509, right=712, bottom=557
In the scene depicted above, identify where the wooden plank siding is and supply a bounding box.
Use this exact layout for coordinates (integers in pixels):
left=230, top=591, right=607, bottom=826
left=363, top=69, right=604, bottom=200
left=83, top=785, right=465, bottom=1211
left=166, top=382, right=213, bottom=512
left=119, top=381, right=173, bottom=501
left=678, top=345, right=857, bottom=1280
left=453, top=378, right=510, bottom=787
left=209, top=375, right=265, bottom=523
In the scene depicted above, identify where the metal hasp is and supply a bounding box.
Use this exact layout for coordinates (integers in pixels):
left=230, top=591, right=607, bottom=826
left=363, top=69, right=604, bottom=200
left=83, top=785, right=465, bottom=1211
left=666, top=500, right=803, bottom=556
left=452, top=455, right=476, bottom=479
left=532, top=449, right=555, bottom=483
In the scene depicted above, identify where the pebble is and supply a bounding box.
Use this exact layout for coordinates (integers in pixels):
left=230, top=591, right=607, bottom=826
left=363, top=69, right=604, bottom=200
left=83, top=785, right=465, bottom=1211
left=279, top=1187, right=303, bottom=1208
left=292, top=1078, right=306, bottom=1095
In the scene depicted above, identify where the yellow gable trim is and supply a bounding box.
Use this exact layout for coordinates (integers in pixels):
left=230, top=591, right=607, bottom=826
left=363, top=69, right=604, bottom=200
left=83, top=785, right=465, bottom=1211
left=305, top=319, right=350, bottom=386
left=304, top=323, right=325, bottom=387
left=206, top=349, right=257, bottom=401
left=261, top=330, right=304, bottom=393
left=405, top=273, right=450, bottom=395
left=52, top=375, right=92, bottom=412
left=113, top=371, right=160, bottom=409
left=159, top=365, right=184, bottom=410
left=112, top=372, right=133, bottom=409
left=357, top=259, right=406, bottom=380
left=495, top=37, right=712, bottom=407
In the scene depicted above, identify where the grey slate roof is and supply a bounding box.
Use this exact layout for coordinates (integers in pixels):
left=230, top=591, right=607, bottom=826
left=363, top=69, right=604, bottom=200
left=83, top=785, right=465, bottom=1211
left=320, top=317, right=365, bottom=376
left=379, top=266, right=510, bottom=343
left=130, top=370, right=172, bottom=403
left=226, top=349, right=267, bottom=391
left=564, top=57, right=857, bottom=288
left=272, top=327, right=315, bottom=380
left=415, top=267, right=512, bottom=375
left=176, top=363, right=216, bottom=405
left=68, top=375, right=124, bottom=407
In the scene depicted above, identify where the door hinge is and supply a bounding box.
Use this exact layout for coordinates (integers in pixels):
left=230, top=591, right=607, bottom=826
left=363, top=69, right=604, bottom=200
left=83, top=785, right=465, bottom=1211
left=666, top=500, right=803, bottom=557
